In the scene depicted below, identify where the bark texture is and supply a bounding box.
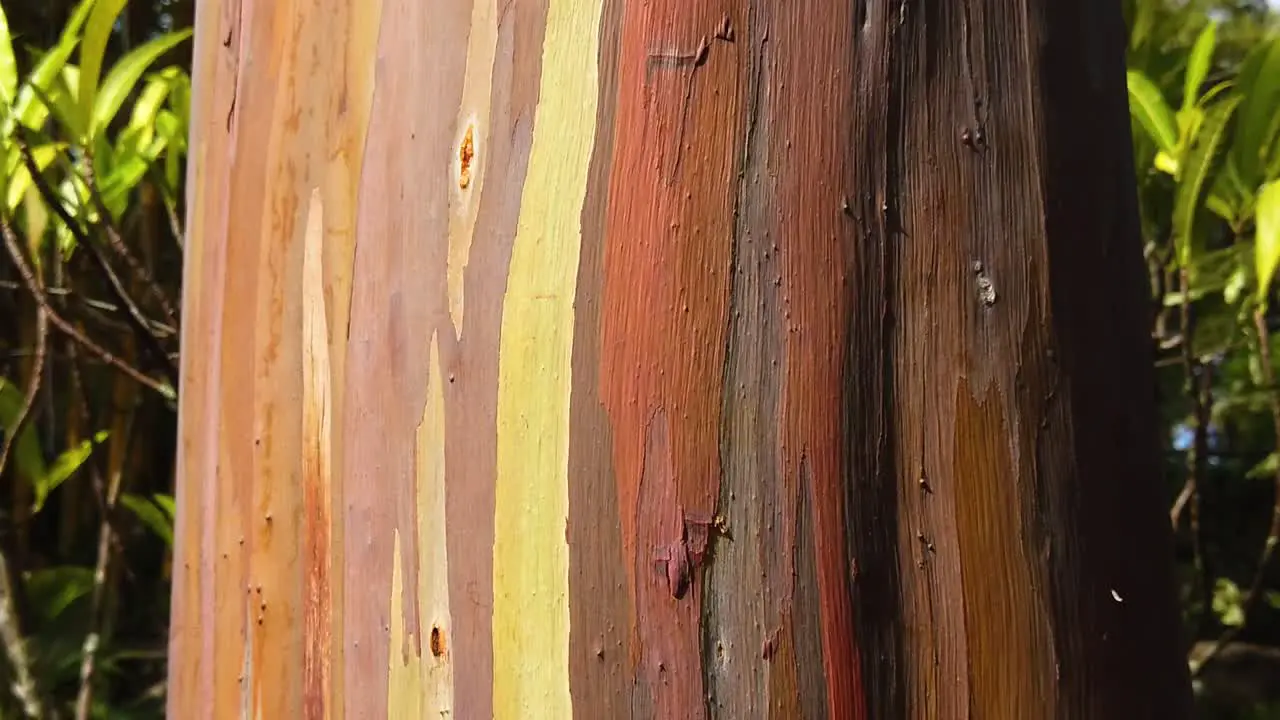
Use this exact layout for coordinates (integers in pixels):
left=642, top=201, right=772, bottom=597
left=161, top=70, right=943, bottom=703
left=169, top=0, right=1193, bottom=717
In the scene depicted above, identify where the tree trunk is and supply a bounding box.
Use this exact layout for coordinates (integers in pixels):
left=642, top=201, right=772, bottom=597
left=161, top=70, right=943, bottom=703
left=168, top=0, right=1193, bottom=717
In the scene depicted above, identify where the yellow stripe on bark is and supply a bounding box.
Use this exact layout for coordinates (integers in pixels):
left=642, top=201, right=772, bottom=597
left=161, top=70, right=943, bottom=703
left=388, top=333, right=454, bottom=715
left=491, top=0, right=603, bottom=714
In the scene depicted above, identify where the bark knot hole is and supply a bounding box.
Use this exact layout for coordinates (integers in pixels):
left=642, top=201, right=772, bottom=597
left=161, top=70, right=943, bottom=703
left=974, top=265, right=997, bottom=307
left=430, top=625, right=446, bottom=657
left=458, top=125, right=475, bottom=190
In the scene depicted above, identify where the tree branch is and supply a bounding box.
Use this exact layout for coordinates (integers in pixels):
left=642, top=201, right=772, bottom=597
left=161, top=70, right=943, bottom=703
left=0, top=225, right=51, bottom=720
left=13, top=137, right=178, bottom=384
left=2, top=220, right=175, bottom=401
left=66, top=143, right=179, bottom=328
left=1194, top=307, right=1280, bottom=674
left=1176, top=266, right=1214, bottom=637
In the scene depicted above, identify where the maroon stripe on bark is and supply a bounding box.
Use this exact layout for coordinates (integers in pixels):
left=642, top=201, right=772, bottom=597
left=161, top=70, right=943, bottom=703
left=768, top=0, right=870, bottom=716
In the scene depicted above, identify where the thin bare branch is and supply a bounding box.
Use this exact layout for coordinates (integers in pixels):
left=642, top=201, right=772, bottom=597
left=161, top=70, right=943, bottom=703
left=2, top=220, right=175, bottom=401
left=0, top=226, right=51, bottom=720
left=0, top=549, right=50, bottom=719
left=1194, top=307, right=1280, bottom=675
left=13, top=136, right=178, bottom=384
left=70, top=145, right=179, bottom=327
left=1177, top=266, right=1214, bottom=637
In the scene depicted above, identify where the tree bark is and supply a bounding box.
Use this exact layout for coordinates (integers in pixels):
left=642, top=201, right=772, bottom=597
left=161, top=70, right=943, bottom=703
left=168, top=0, right=1193, bottom=717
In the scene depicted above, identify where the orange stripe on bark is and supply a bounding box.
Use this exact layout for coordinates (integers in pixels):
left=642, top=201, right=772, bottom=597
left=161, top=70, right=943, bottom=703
left=600, top=0, right=746, bottom=715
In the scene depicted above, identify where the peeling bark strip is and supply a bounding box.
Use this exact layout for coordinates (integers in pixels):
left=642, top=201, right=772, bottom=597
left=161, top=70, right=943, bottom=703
left=172, top=0, right=1192, bottom=718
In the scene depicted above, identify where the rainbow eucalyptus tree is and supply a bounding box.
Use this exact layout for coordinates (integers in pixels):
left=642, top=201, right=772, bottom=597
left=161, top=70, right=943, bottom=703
left=169, top=0, right=1192, bottom=717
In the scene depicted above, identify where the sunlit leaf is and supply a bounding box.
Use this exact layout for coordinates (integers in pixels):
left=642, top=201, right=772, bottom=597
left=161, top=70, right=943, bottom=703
left=1258, top=181, right=1280, bottom=303
left=31, top=430, right=109, bottom=513
left=1247, top=450, right=1278, bottom=480
left=24, top=183, right=49, bottom=256
left=0, top=376, right=45, bottom=481
left=1128, top=69, right=1179, bottom=155
left=1232, top=36, right=1280, bottom=186
left=9, top=42, right=78, bottom=133
left=1182, top=21, right=1217, bottom=112
left=1213, top=577, right=1245, bottom=627
left=99, top=152, right=151, bottom=217
left=120, top=493, right=174, bottom=547
left=33, top=66, right=88, bottom=140
left=5, top=142, right=66, bottom=212
left=78, top=0, right=127, bottom=136
left=125, top=70, right=175, bottom=148
left=23, top=566, right=94, bottom=622
left=90, top=29, right=191, bottom=138
left=4, top=0, right=95, bottom=133
left=152, top=492, right=176, bottom=519
left=1173, top=94, right=1241, bottom=266
left=0, top=3, right=17, bottom=105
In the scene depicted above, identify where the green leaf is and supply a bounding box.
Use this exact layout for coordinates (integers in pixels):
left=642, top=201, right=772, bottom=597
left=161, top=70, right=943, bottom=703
left=4, top=142, right=64, bottom=212
left=78, top=0, right=126, bottom=137
left=4, top=0, right=95, bottom=133
left=1128, top=69, right=1179, bottom=155
left=28, top=66, right=88, bottom=140
left=120, top=493, right=174, bottom=547
left=63, top=0, right=99, bottom=39
left=1246, top=452, right=1278, bottom=480
left=8, top=43, right=77, bottom=134
left=0, top=3, right=17, bottom=105
left=1213, top=577, right=1245, bottom=627
left=23, top=566, right=94, bottom=622
left=1173, top=94, right=1241, bottom=267
left=1259, top=181, right=1280, bottom=303
left=1182, top=21, right=1217, bottom=113
left=30, top=430, right=108, bottom=514
left=0, top=376, right=45, bottom=480
left=152, top=492, right=176, bottom=519
left=90, top=29, right=191, bottom=139
left=126, top=70, right=174, bottom=143
left=99, top=152, right=152, bottom=218
left=1232, top=37, right=1280, bottom=186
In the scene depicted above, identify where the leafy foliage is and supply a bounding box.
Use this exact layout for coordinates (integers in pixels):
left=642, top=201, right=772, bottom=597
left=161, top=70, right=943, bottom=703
left=0, top=0, right=188, bottom=717
left=1126, top=0, right=1280, bottom=713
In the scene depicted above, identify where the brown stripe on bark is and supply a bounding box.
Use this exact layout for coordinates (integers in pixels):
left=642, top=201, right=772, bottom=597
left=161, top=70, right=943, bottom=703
left=568, top=0, right=634, bottom=712
left=791, top=468, right=830, bottom=720
left=859, top=0, right=1192, bottom=715
left=951, top=384, right=1055, bottom=716
left=887, top=1, right=1001, bottom=713
left=600, top=0, right=746, bottom=715
left=701, top=2, right=797, bottom=715
left=1033, top=0, right=1192, bottom=716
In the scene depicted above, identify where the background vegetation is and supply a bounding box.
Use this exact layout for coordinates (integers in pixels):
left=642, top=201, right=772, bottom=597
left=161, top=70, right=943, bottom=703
left=0, top=0, right=1274, bottom=717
